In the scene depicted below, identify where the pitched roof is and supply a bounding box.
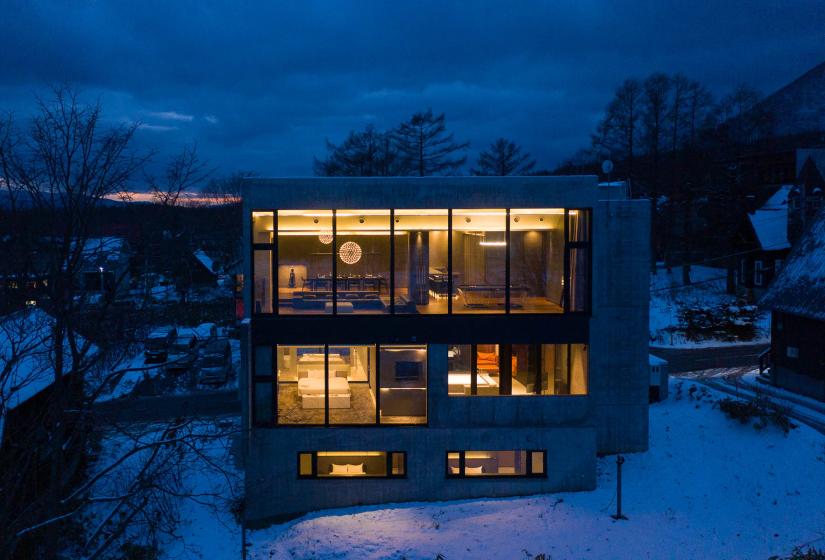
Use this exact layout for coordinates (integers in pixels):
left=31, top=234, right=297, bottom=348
left=193, top=249, right=217, bottom=274
left=748, top=185, right=791, bottom=251
left=761, top=207, right=825, bottom=321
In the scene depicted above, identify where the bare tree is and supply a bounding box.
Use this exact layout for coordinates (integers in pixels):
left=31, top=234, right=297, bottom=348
left=149, top=143, right=213, bottom=207
left=472, top=138, right=536, bottom=176
left=393, top=109, right=469, bottom=176
left=594, top=78, right=642, bottom=183
left=0, top=87, right=236, bottom=559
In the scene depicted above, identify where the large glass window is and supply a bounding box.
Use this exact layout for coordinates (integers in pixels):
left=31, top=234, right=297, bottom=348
left=252, top=211, right=274, bottom=244
left=329, top=345, right=376, bottom=425
left=568, top=210, right=591, bottom=313
left=336, top=210, right=391, bottom=314
left=510, top=209, right=565, bottom=313
left=447, top=451, right=545, bottom=477
left=394, top=210, right=449, bottom=314
left=540, top=344, right=588, bottom=395
left=253, top=250, right=273, bottom=314
left=277, top=345, right=326, bottom=424
left=298, top=451, right=406, bottom=478
left=379, top=345, right=427, bottom=424
left=448, top=343, right=588, bottom=396
left=275, top=345, right=427, bottom=425
left=277, top=210, right=333, bottom=315
left=451, top=209, right=507, bottom=313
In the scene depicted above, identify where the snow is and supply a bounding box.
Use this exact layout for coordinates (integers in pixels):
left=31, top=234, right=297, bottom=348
left=649, top=353, right=667, bottom=366
left=193, top=249, right=217, bottom=274
left=746, top=185, right=791, bottom=251
left=247, top=379, right=825, bottom=560
left=649, top=265, right=770, bottom=348
left=0, top=308, right=56, bottom=412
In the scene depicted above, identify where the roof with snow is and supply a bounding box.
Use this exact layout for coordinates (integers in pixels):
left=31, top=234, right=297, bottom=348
left=748, top=185, right=791, bottom=251
left=193, top=249, right=217, bottom=274
left=78, top=237, right=128, bottom=270
left=761, top=207, right=825, bottom=321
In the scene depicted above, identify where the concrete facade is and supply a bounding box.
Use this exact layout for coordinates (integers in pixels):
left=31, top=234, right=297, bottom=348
left=240, top=176, right=650, bottom=525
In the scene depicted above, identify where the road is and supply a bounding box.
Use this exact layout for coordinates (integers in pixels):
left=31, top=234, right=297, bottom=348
left=94, top=389, right=240, bottom=423
left=650, top=343, right=769, bottom=373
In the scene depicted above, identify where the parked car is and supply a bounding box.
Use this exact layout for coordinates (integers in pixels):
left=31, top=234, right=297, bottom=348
left=197, top=339, right=232, bottom=385
left=144, top=326, right=178, bottom=363
left=165, top=333, right=199, bottom=373
left=193, top=322, right=218, bottom=343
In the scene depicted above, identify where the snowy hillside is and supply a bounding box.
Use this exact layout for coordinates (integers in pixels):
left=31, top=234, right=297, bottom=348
left=247, top=380, right=825, bottom=560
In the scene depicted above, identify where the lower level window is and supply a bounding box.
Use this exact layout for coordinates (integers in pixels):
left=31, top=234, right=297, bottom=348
left=298, top=451, right=406, bottom=478
left=446, top=450, right=545, bottom=477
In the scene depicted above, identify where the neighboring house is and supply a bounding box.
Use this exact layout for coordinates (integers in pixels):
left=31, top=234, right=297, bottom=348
left=733, top=185, right=792, bottom=300
left=77, top=237, right=132, bottom=297
left=732, top=153, right=825, bottom=300
left=760, top=207, right=825, bottom=401
left=192, top=249, right=219, bottom=287
left=240, top=176, right=651, bottom=523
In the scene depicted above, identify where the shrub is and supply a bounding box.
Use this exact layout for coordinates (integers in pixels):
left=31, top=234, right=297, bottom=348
left=718, top=396, right=796, bottom=434
left=770, top=546, right=825, bottom=560
left=676, top=300, right=759, bottom=342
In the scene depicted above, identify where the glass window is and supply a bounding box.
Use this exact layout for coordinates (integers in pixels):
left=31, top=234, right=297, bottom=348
left=393, top=210, right=449, bottom=314
left=475, top=344, right=501, bottom=394
left=379, top=345, right=427, bottom=424
left=447, top=345, right=472, bottom=396
left=391, top=452, right=406, bottom=476
left=316, top=452, right=387, bottom=477
left=329, top=345, right=376, bottom=425
left=541, top=344, right=588, bottom=395
left=252, top=211, right=274, bottom=244
left=277, top=345, right=325, bottom=424
left=569, top=247, right=590, bottom=312
left=510, top=209, right=565, bottom=313
left=447, top=451, right=544, bottom=477
left=452, top=209, right=506, bottom=313
left=568, top=209, right=590, bottom=242
left=277, top=210, right=333, bottom=315
left=253, top=250, right=273, bottom=314
left=298, top=452, right=313, bottom=477
left=511, top=344, right=539, bottom=395
left=336, top=210, right=391, bottom=314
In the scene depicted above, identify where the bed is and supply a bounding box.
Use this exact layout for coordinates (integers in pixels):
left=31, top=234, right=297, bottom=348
left=298, top=370, right=351, bottom=408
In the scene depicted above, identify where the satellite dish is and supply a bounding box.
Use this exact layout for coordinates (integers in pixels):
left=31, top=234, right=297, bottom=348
left=602, top=160, right=614, bottom=175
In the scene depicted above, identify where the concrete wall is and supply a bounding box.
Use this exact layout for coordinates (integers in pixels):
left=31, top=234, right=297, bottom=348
left=590, top=198, right=651, bottom=453
left=240, top=177, right=650, bottom=522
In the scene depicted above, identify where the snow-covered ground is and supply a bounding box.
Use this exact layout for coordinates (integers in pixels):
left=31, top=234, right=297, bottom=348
left=247, top=379, right=825, bottom=560
left=650, top=265, right=771, bottom=348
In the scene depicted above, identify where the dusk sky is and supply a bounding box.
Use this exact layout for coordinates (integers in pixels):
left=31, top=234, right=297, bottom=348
left=2, top=1, right=823, bottom=179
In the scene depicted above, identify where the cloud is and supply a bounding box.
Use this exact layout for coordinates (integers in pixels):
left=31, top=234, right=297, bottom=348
left=137, top=123, right=178, bottom=132
left=147, top=110, right=194, bottom=122
left=0, top=1, right=822, bottom=176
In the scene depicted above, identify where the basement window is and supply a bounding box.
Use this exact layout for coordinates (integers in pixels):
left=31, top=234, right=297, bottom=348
left=298, top=451, right=406, bottom=478
left=446, top=450, right=546, bottom=478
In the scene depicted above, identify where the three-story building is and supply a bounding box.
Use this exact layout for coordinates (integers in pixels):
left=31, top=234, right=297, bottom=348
left=240, top=176, right=650, bottom=524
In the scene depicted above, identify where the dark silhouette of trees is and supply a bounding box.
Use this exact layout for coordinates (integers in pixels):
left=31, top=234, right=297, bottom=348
left=472, top=138, right=536, bottom=176
left=393, top=108, right=469, bottom=176
left=593, top=78, right=642, bottom=182
left=313, top=124, right=403, bottom=177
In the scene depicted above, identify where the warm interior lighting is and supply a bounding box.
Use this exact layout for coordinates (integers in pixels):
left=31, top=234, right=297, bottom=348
left=338, top=241, right=362, bottom=264
left=479, top=241, right=506, bottom=247
left=317, top=451, right=385, bottom=457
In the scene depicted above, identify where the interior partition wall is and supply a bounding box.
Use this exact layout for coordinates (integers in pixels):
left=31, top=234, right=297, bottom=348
left=250, top=208, right=591, bottom=317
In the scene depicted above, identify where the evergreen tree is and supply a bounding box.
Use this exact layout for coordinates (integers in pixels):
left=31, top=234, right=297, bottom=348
left=393, top=108, right=469, bottom=176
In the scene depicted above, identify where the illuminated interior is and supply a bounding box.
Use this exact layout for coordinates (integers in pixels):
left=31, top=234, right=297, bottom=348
left=447, top=450, right=545, bottom=477
left=298, top=451, right=406, bottom=478
left=275, top=344, right=427, bottom=425
left=253, top=208, right=589, bottom=315
left=447, top=343, right=588, bottom=396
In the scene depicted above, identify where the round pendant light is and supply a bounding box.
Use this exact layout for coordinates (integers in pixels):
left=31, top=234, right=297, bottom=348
left=338, top=241, right=362, bottom=264
left=318, top=232, right=333, bottom=245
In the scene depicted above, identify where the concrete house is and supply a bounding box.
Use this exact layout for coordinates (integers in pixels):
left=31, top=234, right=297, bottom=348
left=240, top=176, right=650, bottom=524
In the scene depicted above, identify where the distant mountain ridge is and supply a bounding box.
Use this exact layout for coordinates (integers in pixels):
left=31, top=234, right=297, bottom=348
left=759, top=60, right=825, bottom=137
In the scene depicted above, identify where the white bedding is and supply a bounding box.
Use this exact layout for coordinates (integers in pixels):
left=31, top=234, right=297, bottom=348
left=298, top=376, right=350, bottom=395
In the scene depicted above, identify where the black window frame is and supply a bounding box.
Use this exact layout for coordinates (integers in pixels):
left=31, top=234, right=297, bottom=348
left=273, top=343, right=429, bottom=427
left=447, top=343, right=589, bottom=397
left=445, top=450, right=547, bottom=478
left=297, top=451, right=407, bottom=479
left=250, top=208, right=592, bottom=317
